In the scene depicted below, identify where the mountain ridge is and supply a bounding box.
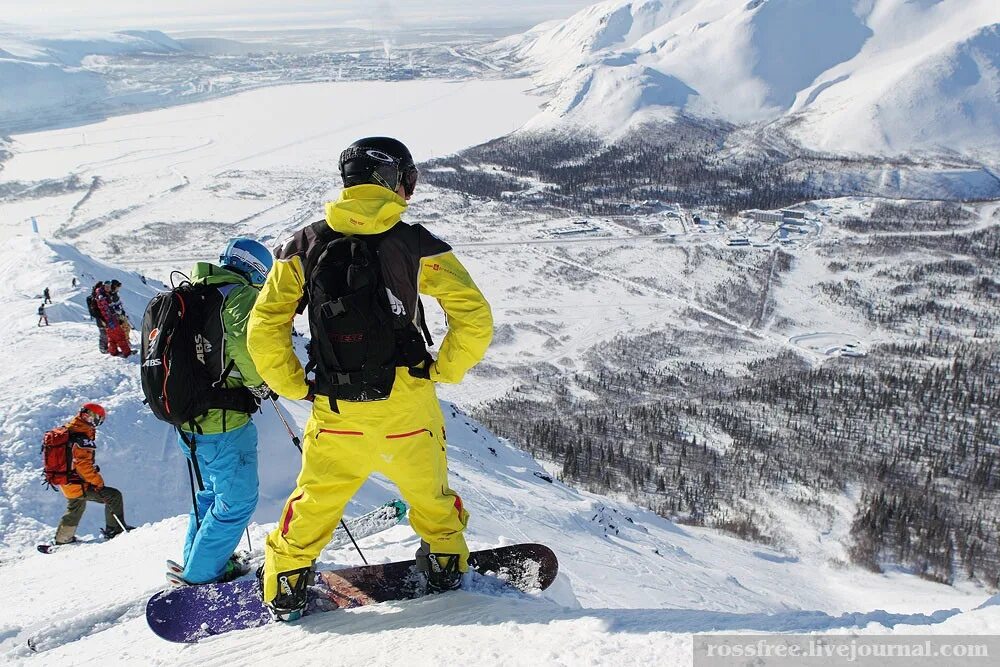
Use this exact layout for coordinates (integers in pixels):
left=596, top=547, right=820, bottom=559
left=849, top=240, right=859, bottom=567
left=492, top=0, right=1000, bottom=163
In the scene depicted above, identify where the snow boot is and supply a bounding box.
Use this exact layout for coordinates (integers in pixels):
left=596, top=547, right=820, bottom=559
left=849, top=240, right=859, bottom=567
left=100, top=524, right=135, bottom=540
left=425, top=553, right=463, bottom=593
left=166, top=552, right=250, bottom=586
left=415, top=542, right=463, bottom=593
left=258, top=564, right=313, bottom=622
left=220, top=552, right=251, bottom=583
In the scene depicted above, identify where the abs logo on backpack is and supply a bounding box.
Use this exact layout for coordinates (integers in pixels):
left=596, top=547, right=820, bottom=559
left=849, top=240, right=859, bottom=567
left=193, top=334, right=213, bottom=364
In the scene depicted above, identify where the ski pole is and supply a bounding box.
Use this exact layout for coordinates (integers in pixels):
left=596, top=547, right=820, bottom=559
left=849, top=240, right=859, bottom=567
left=186, top=459, right=201, bottom=530
left=341, top=520, right=368, bottom=565
left=111, top=512, right=129, bottom=533
left=245, top=527, right=253, bottom=553
left=270, top=396, right=366, bottom=563
left=270, top=397, right=301, bottom=452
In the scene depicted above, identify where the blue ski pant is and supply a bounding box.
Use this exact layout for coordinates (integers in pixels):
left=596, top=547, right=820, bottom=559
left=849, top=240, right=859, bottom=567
left=176, top=421, right=259, bottom=584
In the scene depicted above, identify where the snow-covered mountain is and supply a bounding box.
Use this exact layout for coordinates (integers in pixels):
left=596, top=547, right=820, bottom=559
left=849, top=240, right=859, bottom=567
left=0, top=234, right=997, bottom=664
left=494, top=0, right=1000, bottom=162
left=0, top=31, right=186, bottom=130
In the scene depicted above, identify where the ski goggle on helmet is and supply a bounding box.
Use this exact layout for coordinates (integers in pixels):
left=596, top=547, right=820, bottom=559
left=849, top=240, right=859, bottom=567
left=220, top=238, right=274, bottom=287
left=81, top=402, right=106, bottom=426
left=339, top=137, right=419, bottom=198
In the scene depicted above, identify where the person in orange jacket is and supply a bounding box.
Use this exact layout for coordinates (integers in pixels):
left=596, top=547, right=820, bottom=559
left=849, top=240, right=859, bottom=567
left=53, top=403, right=133, bottom=544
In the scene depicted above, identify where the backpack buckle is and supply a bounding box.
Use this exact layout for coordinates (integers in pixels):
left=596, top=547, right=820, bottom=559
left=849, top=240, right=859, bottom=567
left=322, top=300, right=346, bottom=317
left=335, top=372, right=353, bottom=385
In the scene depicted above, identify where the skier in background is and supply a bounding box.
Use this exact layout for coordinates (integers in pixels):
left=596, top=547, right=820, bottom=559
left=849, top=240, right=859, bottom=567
left=53, top=403, right=133, bottom=544
left=96, top=281, right=131, bottom=357
left=107, top=280, right=133, bottom=343
left=248, top=136, right=492, bottom=620
left=43, top=287, right=51, bottom=304
left=72, top=277, right=78, bottom=288
left=87, top=281, right=108, bottom=354
left=37, top=302, right=49, bottom=326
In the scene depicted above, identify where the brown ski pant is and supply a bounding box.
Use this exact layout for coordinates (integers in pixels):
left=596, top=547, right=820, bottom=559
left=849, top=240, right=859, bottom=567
left=55, top=486, right=125, bottom=544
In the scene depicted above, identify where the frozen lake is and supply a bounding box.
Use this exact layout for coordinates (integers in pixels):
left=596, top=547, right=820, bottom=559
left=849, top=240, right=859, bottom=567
left=0, top=78, right=541, bottom=243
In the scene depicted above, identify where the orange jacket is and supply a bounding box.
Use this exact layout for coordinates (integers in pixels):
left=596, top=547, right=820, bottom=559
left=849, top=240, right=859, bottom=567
left=60, top=415, right=105, bottom=499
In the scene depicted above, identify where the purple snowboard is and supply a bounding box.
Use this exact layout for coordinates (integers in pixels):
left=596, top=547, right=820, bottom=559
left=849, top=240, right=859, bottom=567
left=146, top=543, right=558, bottom=643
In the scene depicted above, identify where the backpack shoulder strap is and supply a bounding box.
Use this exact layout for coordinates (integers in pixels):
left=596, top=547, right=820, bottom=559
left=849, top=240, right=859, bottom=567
left=276, top=220, right=342, bottom=313
left=302, top=219, right=341, bottom=277
left=410, top=222, right=452, bottom=258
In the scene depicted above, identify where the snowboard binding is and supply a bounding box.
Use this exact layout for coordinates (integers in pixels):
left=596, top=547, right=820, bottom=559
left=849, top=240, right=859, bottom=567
left=259, top=564, right=314, bottom=622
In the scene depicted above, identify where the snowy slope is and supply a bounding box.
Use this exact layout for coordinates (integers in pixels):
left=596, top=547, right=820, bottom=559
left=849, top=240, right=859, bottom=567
left=0, top=235, right=308, bottom=552
left=493, top=0, right=1000, bottom=160
left=0, top=232, right=997, bottom=665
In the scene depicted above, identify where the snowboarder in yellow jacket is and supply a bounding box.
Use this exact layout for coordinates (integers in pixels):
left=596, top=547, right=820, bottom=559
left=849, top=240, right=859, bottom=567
left=248, top=137, right=492, bottom=620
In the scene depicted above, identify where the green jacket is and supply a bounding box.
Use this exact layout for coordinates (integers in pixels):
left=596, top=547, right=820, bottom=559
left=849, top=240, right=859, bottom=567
left=185, top=263, right=266, bottom=435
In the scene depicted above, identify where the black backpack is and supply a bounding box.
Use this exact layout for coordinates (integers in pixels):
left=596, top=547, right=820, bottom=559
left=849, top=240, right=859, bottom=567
left=139, top=279, right=257, bottom=427
left=86, top=294, right=101, bottom=320
left=307, top=229, right=431, bottom=405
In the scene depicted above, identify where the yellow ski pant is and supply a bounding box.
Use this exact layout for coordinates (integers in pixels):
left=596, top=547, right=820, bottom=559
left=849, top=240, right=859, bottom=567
left=262, top=371, right=469, bottom=603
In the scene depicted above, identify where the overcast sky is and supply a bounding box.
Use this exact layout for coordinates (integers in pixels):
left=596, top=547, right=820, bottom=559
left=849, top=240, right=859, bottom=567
left=0, top=1, right=598, bottom=32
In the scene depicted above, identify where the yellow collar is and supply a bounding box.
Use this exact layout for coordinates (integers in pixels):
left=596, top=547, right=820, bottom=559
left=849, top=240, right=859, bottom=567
left=324, top=184, right=407, bottom=235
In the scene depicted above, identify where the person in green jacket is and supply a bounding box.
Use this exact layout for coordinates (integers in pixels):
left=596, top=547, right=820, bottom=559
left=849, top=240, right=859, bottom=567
left=166, top=239, right=274, bottom=586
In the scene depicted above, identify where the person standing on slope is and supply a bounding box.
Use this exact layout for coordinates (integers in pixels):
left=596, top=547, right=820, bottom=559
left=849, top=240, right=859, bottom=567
left=37, top=302, right=49, bottom=326
left=53, top=403, right=133, bottom=544
left=107, top=279, right=133, bottom=342
left=43, top=287, right=51, bottom=304
left=166, top=239, right=274, bottom=587
left=96, top=281, right=132, bottom=357
left=248, top=137, right=493, bottom=620
left=87, top=282, right=109, bottom=354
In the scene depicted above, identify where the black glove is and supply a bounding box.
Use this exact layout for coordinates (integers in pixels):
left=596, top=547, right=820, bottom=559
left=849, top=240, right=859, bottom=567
left=303, top=379, right=316, bottom=402
left=407, top=356, right=434, bottom=380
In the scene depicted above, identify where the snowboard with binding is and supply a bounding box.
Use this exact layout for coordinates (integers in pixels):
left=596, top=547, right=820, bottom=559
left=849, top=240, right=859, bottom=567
left=146, top=543, right=558, bottom=643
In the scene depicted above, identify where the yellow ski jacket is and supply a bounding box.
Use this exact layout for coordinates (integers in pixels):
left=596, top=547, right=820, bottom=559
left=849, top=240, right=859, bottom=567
left=247, top=184, right=492, bottom=401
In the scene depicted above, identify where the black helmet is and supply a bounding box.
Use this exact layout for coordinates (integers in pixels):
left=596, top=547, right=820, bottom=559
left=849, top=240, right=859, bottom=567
left=339, top=137, right=419, bottom=197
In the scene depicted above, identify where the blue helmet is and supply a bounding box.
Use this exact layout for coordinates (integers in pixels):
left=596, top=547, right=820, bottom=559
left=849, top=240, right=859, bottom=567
left=220, top=238, right=273, bottom=287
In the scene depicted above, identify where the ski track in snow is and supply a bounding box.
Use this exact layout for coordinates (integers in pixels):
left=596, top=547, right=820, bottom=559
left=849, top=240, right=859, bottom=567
left=527, top=245, right=824, bottom=365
